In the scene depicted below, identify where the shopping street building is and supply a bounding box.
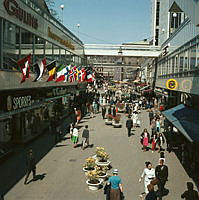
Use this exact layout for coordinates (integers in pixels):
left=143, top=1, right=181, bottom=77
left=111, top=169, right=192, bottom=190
left=0, top=0, right=87, bottom=157
left=150, top=0, right=199, bottom=168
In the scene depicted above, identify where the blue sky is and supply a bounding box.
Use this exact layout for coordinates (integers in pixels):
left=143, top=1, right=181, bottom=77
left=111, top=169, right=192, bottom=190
left=54, top=0, right=151, bottom=44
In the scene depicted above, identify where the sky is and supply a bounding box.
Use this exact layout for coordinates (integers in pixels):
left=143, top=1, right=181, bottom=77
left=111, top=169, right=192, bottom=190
left=53, top=0, right=151, bottom=44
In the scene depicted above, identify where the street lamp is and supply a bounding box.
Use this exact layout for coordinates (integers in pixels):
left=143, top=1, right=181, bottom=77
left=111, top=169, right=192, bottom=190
left=77, top=24, right=80, bottom=38
left=60, top=4, right=64, bottom=23
left=118, top=47, right=123, bottom=81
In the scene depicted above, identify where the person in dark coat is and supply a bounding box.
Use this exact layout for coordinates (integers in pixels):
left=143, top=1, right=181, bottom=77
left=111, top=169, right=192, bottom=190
left=181, top=182, right=199, bottom=200
left=24, top=149, right=36, bottom=184
left=113, top=106, right=116, bottom=117
left=145, top=184, right=157, bottom=200
left=155, top=158, right=168, bottom=200
left=102, top=106, right=106, bottom=119
left=149, top=110, right=154, bottom=125
left=108, top=106, right=112, bottom=115
left=126, top=116, right=133, bottom=137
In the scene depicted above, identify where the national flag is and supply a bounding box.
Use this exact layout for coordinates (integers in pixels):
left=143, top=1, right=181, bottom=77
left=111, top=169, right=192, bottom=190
left=46, top=61, right=56, bottom=82
left=17, top=54, right=31, bottom=83
left=86, top=71, right=94, bottom=82
left=76, top=67, right=81, bottom=81
left=79, top=68, right=86, bottom=82
left=64, top=65, right=71, bottom=82
left=55, top=64, right=67, bottom=82
left=69, top=66, right=77, bottom=82
left=33, top=58, right=46, bottom=82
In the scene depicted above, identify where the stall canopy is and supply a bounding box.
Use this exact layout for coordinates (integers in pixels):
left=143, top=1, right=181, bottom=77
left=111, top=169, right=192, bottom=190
left=162, top=104, right=199, bottom=143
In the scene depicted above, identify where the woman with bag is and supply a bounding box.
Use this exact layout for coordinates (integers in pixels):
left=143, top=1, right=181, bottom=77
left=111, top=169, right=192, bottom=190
left=151, top=133, right=157, bottom=153
left=141, top=129, right=150, bottom=152
left=139, top=162, right=155, bottom=196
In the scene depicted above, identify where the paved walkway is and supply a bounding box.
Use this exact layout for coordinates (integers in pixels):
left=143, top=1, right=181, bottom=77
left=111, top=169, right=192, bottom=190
left=4, top=110, right=194, bottom=200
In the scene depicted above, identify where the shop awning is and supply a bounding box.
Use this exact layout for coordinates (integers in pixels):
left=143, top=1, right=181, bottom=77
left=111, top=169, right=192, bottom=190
left=162, top=104, right=199, bottom=143
left=143, top=89, right=153, bottom=93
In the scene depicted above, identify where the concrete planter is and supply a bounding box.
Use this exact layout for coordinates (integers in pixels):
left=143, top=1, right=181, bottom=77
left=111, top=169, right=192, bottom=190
left=112, top=121, right=122, bottom=128
left=86, top=179, right=103, bottom=190
left=105, top=119, right=112, bottom=125
left=96, top=160, right=111, bottom=167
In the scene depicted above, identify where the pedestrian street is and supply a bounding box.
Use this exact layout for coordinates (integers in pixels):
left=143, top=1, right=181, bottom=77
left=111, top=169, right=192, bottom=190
left=5, top=110, right=194, bottom=200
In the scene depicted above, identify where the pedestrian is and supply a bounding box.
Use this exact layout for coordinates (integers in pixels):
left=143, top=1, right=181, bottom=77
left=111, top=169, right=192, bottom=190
left=69, top=123, right=73, bottom=139
left=156, top=133, right=165, bottom=153
left=139, top=162, right=155, bottom=195
left=156, top=118, right=161, bottom=133
left=102, top=106, right=107, bottom=119
left=108, top=169, right=123, bottom=200
left=141, top=129, right=150, bottom=152
left=71, top=125, right=79, bottom=148
left=108, top=106, right=112, bottom=115
left=149, top=110, right=154, bottom=125
left=82, top=125, right=89, bottom=150
left=113, top=106, right=116, bottom=117
left=24, top=149, right=36, bottom=184
left=145, top=184, right=157, bottom=200
left=126, top=116, right=133, bottom=137
left=132, top=111, right=138, bottom=128
left=155, top=158, right=168, bottom=200
left=151, top=133, right=157, bottom=153
left=181, top=182, right=199, bottom=200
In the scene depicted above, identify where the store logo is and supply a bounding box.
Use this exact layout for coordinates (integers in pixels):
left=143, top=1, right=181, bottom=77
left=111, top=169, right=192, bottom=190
left=181, top=80, right=192, bottom=92
left=166, top=79, right=178, bottom=90
left=7, top=96, right=12, bottom=111
left=4, top=0, right=38, bottom=29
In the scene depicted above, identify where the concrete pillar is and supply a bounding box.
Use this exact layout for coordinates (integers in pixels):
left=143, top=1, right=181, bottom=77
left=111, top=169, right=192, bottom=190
left=0, top=18, right=3, bottom=69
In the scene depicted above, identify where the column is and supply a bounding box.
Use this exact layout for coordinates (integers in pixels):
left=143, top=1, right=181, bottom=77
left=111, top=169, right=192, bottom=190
left=0, top=18, right=3, bottom=69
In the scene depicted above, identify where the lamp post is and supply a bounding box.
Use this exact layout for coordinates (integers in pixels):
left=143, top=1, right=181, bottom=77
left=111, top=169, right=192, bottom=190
left=77, top=24, right=80, bottom=38
left=118, top=47, right=123, bottom=81
left=60, top=4, right=64, bottom=23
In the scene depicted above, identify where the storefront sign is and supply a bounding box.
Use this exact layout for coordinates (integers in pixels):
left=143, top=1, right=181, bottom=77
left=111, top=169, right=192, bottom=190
left=48, top=27, right=75, bottom=50
left=166, top=79, right=178, bottom=90
left=52, top=88, right=68, bottom=96
left=4, top=0, right=38, bottom=29
left=13, top=95, right=33, bottom=110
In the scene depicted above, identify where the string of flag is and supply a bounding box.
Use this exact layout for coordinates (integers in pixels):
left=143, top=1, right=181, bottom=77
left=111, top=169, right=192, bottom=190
left=16, top=54, right=96, bottom=84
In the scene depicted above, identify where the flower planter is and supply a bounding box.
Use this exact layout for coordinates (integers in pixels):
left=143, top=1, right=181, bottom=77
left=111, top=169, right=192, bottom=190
left=83, top=167, right=95, bottom=172
left=96, top=160, right=111, bottom=167
left=117, top=107, right=125, bottom=113
left=105, top=119, right=112, bottom=125
left=112, top=121, right=122, bottom=128
left=86, top=179, right=103, bottom=190
left=98, top=173, right=108, bottom=181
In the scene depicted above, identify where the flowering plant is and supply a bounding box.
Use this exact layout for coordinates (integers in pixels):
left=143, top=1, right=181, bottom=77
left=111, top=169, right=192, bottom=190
left=116, top=102, right=125, bottom=110
left=95, top=166, right=108, bottom=176
left=86, top=170, right=99, bottom=183
left=106, top=114, right=113, bottom=120
left=113, top=114, right=121, bottom=123
left=84, top=157, right=96, bottom=169
left=96, top=147, right=109, bottom=161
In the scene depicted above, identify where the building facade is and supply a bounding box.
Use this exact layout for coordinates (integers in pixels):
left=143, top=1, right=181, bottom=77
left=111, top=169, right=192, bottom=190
left=0, top=0, right=87, bottom=156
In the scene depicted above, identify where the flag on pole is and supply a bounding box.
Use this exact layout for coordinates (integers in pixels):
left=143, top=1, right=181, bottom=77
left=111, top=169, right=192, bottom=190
left=46, top=61, right=56, bottom=82
left=33, top=58, right=46, bottom=82
left=79, top=68, right=86, bottom=82
left=64, top=65, right=71, bottom=82
left=17, top=54, right=31, bottom=83
left=55, top=64, right=67, bottom=82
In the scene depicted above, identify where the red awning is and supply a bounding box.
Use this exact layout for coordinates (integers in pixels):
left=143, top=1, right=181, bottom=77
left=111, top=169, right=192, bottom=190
left=138, top=83, right=147, bottom=87
left=143, top=89, right=152, bottom=93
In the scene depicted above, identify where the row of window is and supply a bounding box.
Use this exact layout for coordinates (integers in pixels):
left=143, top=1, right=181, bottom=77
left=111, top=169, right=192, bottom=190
left=157, top=43, right=199, bottom=76
left=1, top=18, right=84, bottom=70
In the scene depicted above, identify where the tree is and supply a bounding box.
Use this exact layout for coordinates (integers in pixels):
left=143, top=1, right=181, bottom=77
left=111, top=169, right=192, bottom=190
left=45, top=0, right=61, bottom=22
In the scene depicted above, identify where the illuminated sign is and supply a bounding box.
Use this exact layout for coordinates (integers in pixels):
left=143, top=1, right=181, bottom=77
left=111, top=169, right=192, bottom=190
left=48, top=27, right=75, bottom=50
left=166, top=79, right=178, bottom=90
left=4, top=0, right=38, bottom=29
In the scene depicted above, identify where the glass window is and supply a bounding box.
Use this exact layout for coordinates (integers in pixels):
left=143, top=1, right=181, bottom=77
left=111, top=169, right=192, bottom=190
left=196, top=43, right=199, bottom=67
left=184, top=50, right=189, bottom=71
left=189, top=45, right=196, bottom=70
left=35, top=36, right=45, bottom=61
left=45, top=41, right=53, bottom=62
left=179, top=54, right=184, bottom=72
left=3, top=20, right=20, bottom=69
left=175, top=55, right=179, bottom=73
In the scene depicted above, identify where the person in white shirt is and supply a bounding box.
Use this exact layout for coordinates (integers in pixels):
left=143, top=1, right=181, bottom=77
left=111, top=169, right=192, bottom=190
left=139, top=161, right=155, bottom=195
left=71, top=125, right=79, bottom=147
left=132, top=111, right=138, bottom=128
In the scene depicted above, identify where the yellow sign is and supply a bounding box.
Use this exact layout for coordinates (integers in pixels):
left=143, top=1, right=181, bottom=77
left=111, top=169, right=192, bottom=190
left=166, top=79, right=178, bottom=90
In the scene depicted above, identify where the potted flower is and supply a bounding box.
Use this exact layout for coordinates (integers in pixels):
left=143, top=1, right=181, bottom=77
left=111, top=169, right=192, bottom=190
left=116, top=102, right=125, bottom=113
left=96, top=149, right=111, bottom=167
left=96, top=166, right=109, bottom=181
left=105, top=114, right=113, bottom=125
left=86, top=170, right=103, bottom=190
left=83, top=157, right=96, bottom=172
left=112, top=114, right=122, bottom=128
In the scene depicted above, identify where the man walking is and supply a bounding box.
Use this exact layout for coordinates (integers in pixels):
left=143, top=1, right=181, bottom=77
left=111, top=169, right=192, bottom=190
left=102, top=106, right=106, bottom=119
left=82, top=125, right=89, bottom=150
left=126, top=116, right=133, bottom=137
left=24, top=149, right=36, bottom=184
left=155, top=158, right=168, bottom=200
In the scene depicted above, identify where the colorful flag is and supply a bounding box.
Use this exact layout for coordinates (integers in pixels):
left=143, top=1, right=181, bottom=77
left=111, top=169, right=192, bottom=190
left=17, top=54, right=31, bottom=83
left=86, top=71, right=93, bottom=82
left=33, top=58, right=46, bottom=82
left=55, top=64, right=67, bottom=82
left=64, top=65, right=71, bottom=82
left=46, top=61, right=56, bottom=82
left=79, top=68, right=86, bottom=82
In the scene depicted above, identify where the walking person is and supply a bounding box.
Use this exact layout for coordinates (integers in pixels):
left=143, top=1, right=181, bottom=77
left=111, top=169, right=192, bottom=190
left=126, top=116, right=133, bottom=137
left=145, top=184, right=157, bottom=200
left=151, top=133, right=157, bottom=153
left=102, top=106, right=107, bottom=119
left=157, top=133, right=165, bottom=153
left=132, top=111, right=138, bottom=129
left=156, top=118, right=161, bottom=133
left=155, top=158, right=168, bottom=200
left=71, top=125, right=79, bottom=148
left=149, top=110, right=154, bottom=125
left=113, top=106, right=116, bottom=117
left=181, top=182, right=199, bottom=200
left=82, top=125, right=89, bottom=150
left=139, top=162, right=155, bottom=196
left=108, top=169, right=123, bottom=200
left=24, top=149, right=36, bottom=184
left=141, top=129, right=150, bottom=152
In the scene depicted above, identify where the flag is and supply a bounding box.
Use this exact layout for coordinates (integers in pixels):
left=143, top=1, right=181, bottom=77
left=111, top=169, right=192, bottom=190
left=69, top=66, right=77, bottom=82
left=64, top=65, right=71, bottom=82
left=33, top=58, right=46, bottom=82
left=17, top=54, right=31, bottom=83
left=55, top=64, right=67, bottom=82
left=86, top=71, right=94, bottom=82
left=79, top=68, right=86, bottom=82
left=46, top=61, right=56, bottom=82
left=76, top=67, right=81, bottom=81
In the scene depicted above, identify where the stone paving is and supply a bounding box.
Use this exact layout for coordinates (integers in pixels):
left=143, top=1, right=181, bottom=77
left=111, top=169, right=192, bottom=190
left=4, top=110, right=195, bottom=200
